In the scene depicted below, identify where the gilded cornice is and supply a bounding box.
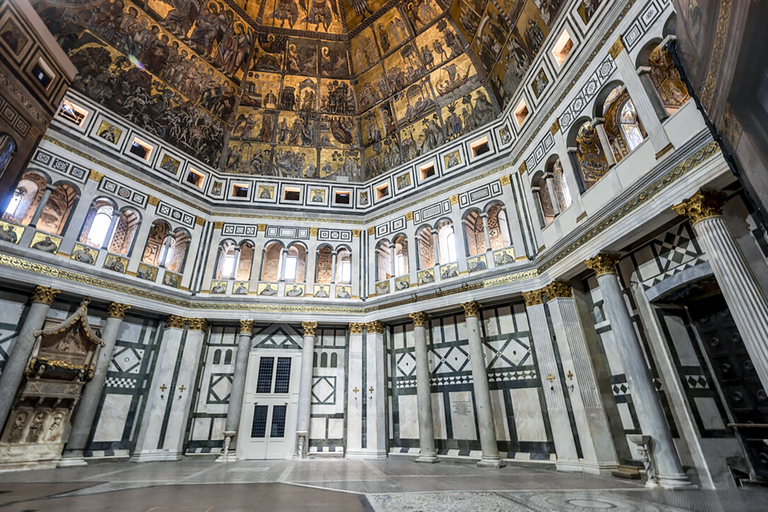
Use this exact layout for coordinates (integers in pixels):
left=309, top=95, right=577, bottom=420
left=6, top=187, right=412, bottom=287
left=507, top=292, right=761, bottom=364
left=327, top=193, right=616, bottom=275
left=700, top=0, right=732, bottom=109
left=239, top=319, right=254, bottom=334
left=365, top=321, right=385, bottom=334
left=522, top=290, right=544, bottom=307
left=671, top=190, right=726, bottom=225
left=107, top=302, right=131, bottom=319
left=188, top=318, right=208, bottom=331
left=349, top=322, right=365, bottom=334
left=460, top=301, right=480, bottom=318
left=88, top=170, right=104, bottom=182
left=408, top=312, right=428, bottom=327
left=544, top=282, right=572, bottom=299
left=32, top=286, right=60, bottom=305
left=166, top=315, right=186, bottom=329
left=302, top=321, right=318, bottom=337
left=584, top=254, right=621, bottom=277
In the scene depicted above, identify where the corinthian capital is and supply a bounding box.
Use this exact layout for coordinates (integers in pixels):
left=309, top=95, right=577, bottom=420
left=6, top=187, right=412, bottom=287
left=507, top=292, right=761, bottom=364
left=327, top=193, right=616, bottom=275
left=584, top=254, right=621, bottom=276
left=239, top=320, right=254, bottom=334
left=461, top=301, right=480, bottom=318
left=522, top=290, right=544, bottom=307
left=107, top=303, right=131, bottom=319
left=32, top=286, right=60, bottom=305
left=302, top=321, right=318, bottom=337
left=366, top=321, right=385, bottom=334
left=348, top=322, right=365, bottom=334
left=671, top=190, right=727, bottom=225
left=544, top=282, right=572, bottom=300
left=409, top=312, right=428, bottom=327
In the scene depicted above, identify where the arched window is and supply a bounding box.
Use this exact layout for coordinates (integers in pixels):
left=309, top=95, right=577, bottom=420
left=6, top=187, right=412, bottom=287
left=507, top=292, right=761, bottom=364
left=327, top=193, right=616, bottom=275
left=487, top=204, right=511, bottom=249
left=79, top=199, right=114, bottom=248
left=142, top=221, right=171, bottom=267
left=320, top=352, right=328, bottom=368
left=330, top=352, right=338, bottom=368
left=550, top=158, right=572, bottom=212
left=573, top=121, right=609, bottom=191
left=261, top=241, right=283, bottom=282
left=224, top=350, right=233, bottom=364
left=313, top=352, right=318, bottom=367
left=393, top=235, right=408, bottom=277
left=532, top=172, right=556, bottom=227
left=283, top=244, right=306, bottom=282
left=416, top=226, right=435, bottom=269
left=437, top=220, right=456, bottom=264
left=108, top=209, right=140, bottom=256
left=0, top=133, right=16, bottom=175
left=216, top=241, right=237, bottom=279
left=315, top=245, right=333, bottom=284
left=37, top=182, right=77, bottom=235
left=336, top=247, right=351, bottom=284
left=463, top=210, right=486, bottom=257
left=3, top=172, right=47, bottom=225
left=162, top=229, right=189, bottom=272
left=213, top=349, right=222, bottom=365
left=648, top=46, right=690, bottom=115
left=602, top=85, right=646, bottom=162
left=236, top=241, right=255, bottom=280
left=376, top=240, right=391, bottom=281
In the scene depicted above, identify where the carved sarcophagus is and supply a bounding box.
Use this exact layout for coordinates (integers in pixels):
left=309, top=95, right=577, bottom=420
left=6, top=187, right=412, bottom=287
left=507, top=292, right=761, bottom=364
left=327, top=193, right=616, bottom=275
left=0, top=298, right=103, bottom=470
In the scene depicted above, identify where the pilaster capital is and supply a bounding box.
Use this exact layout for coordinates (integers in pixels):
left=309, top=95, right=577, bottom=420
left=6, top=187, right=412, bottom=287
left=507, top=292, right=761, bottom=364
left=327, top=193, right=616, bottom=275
left=522, top=290, right=543, bottom=307
left=366, top=321, right=385, bottom=334
left=166, top=315, right=187, bottom=329
left=31, top=286, right=60, bottom=305
left=584, top=254, right=621, bottom=276
left=671, top=190, right=726, bottom=225
left=348, top=322, right=365, bottom=334
left=460, top=301, right=480, bottom=318
left=409, top=311, right=428, bottom=326
left=544, top=282, right=572, bottom=299
left=188, top=318, right=208, bottom=331
left=302, top=321, right=318, bottom=337
left=609, top=35, right=625, bottom=59
left=107, top=302, right=131, bottom=319
left=239, top=320, right=254, bottom=334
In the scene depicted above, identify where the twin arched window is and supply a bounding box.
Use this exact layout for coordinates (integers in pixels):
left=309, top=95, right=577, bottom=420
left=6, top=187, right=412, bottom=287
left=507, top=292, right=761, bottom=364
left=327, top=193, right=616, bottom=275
left=142, top=221, right=190, bottom=272
left=436, top=220, right=457, bottom=265
left=216, top=240, right=255, bottom=280
left=602, top=86, right=645, bottom=162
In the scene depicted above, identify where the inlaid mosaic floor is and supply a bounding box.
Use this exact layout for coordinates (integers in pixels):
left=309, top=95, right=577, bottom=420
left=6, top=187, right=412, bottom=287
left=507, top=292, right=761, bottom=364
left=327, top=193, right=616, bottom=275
left=0, top=458, right=766, bottom=511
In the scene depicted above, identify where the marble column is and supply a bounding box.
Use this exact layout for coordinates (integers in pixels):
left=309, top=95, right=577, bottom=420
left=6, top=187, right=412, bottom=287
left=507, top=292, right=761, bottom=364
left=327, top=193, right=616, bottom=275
left=61, top=303, right=131, bottom=466
left=431, top=229, right=440, bottom=267
left=218, top=320, right=253, bottom=461
left=593, top=119, right=617, bottom=167
left=523, top=289, right=580, bottom=472
left=346, top=322, right=365, bottom=458
left=585, top=254, right=693, bottom=488
left=672, top=191, right=768, bottom=392
left=365, top=321, right=387, bottom=458
left=461, top=301, right=504, bottom=467
left=481, top=213, right=492, bottom=254
left=296, top=321, right=317, bottom=458
left=28, top=185, right=53, bottom=228
left=409, top=312, right=438, bottom=463
left=545, top=283, right=619, bottom=475
left=0, top=286, right=59, bottom=431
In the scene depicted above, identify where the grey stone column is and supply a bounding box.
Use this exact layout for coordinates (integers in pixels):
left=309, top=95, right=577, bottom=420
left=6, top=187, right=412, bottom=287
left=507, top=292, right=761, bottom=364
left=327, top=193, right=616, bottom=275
left=365, top=321, right=387, bottom=458
left=61, top=303, right=131, bottom=465
left=0, top=286, right=59, bottom=430
left=28, top=185, right=53, bottom=228
left=523, top=289, right=580, bottom=471
left=673, top=191, right=768, bottom=392
left=481, top=213, right=492, bottom=254
left=461, top=301, right=504, bottom=468
left=431, top=229, right=440, bottom=266
left=296, top=321, right=317, bottom=458
left=409, top=312, right=438, bottom=463
left=219, top=320, right=253, bottom=461
left=585, top=254, right=693, bottom=489
left=346, top=323, right=365, bottom=457
left=545, top=283, right=619, bottom=475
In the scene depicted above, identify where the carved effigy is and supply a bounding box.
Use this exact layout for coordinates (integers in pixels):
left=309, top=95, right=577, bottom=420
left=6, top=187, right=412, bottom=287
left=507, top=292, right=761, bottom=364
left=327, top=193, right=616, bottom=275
left=0, top=298, right=103, bottom=470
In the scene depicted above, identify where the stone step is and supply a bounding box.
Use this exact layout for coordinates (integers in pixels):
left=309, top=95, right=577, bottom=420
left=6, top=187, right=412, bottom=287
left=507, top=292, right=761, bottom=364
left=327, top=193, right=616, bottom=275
left=611, top=465, right=642, bottom=480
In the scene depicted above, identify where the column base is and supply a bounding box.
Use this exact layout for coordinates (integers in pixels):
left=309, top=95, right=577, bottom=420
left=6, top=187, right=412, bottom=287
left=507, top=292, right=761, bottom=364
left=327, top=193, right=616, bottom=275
left=130, top=450, right=183, bottom=463
left=656, top=473, right=697, bottom=490
left=216, top=452, right=239, bottom=462
left=345, top=449, right=388, bottom=460
left=415, top=455, right=440, bottom=463
left=477, top=457, right=506, bottom=468
left=555, top=460, right=583, bottom=473
left=58, top=455, right=87, bottom=467
left=582, top=460, right=619, bottom=476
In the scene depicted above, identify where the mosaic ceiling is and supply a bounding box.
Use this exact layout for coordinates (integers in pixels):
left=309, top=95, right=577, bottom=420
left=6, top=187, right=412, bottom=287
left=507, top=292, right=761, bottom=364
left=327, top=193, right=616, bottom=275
left=34, top=0, right=566, bottom=183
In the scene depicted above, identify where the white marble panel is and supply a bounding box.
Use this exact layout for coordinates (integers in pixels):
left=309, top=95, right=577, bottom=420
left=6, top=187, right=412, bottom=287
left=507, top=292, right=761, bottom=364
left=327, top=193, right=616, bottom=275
left=456, top=316, right=468, bottom=341
left=393, top=326, right=405, bottom=349
left=513, top=303, right=529, bottom=330
left=310, top=417, right=326, bottom=439
left=398, top=394, right=419, bottom=439
left=92, top=393, right=132, bottom=442
left=432, top=392, right=447, bottom=439
left=599, top=330, right=625, bottom=375
left=212, top=417, right=226, bottom=440
left=509, top=388, right=546, bottom=442
left=449, top=391, right=477, bottom=440
left=328, top=418, right=344, bottom=439
left=436, top=318, right=450, bottom=342
left=694, top=397, right=726, bottom=430
left=497, top=306, right=515, bottom=334
left=483, top=309, right=499, bottom=336
left=117, top=317, right=144, bottom=343
left=616, top=402, right=635, bottom=430
left=192, top=417, right=211, bottom=440
left=490, top=389, right=510, bottom=441
left=404, top=324, right=414, bottom=348
left=663, top=314, right=699, bottom=366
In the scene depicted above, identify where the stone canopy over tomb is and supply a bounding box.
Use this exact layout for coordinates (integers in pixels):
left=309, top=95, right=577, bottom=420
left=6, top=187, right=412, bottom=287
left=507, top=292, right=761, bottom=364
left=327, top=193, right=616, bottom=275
left=33, top=0, right=566, bottom=182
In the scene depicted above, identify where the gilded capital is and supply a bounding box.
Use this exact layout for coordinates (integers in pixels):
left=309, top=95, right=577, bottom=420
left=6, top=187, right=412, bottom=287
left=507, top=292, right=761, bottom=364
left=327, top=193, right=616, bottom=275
left=108, top=302, right=131, bottom=319
left=671, top=190, right=726, bottom=225
left=302, top=321, right=318, bottom=337
left=545, top=282, right=572, bottom=299
left=409, top=311, right=428, bottom=327
left=461, top=301, right=480, bottom=317
left=166, top=315, right=187, bottom=329
left=522, top=290, right=543, bottom=307
left=609, top=36, right=625, bottom=59
left=32, top=286, right=60, bottom=305
left=239, top=320, right=254, bottom=334
left=188, top=318, right=208, bottom=331
left=584, top=254, right=621, bottom=276
left=310, top=227, right=318, bottom=237
left=349, top=322, right=365, bottom=334
left=366, top=321, right=385, bottom=334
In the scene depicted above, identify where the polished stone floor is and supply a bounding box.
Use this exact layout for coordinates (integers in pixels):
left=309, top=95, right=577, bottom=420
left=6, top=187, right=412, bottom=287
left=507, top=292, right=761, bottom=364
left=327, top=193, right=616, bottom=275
left=0, top=457, right=766, bottom=511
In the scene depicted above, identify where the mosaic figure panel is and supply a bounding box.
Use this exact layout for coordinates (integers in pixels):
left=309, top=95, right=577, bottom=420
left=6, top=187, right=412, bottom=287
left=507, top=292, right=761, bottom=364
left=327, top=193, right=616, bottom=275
left=440, top=87, right=494, bottom=140
left=262, top=0, right=345, bottom=34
